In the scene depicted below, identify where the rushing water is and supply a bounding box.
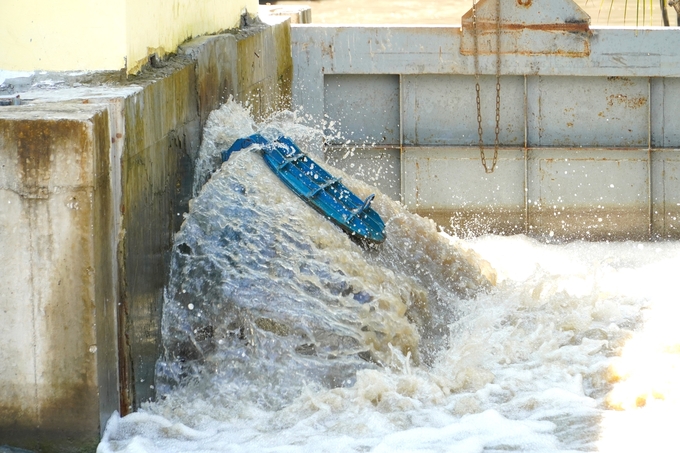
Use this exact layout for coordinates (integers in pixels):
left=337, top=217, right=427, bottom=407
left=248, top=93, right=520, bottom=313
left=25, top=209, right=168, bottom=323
left=98, top=101, right=680, bottom=453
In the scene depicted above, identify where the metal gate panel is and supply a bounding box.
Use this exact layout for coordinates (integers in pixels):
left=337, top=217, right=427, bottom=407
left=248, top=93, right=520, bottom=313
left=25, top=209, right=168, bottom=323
left=402, top=147, right=525, bottom=208
left=661, top=159, right=680, bottom=236
left=661, top=158, right=680, bottom=236
left=325, top=146, right=401, bottom=201
left=651, top=153, right=680, bottom=237
left=528, top=149, right=650, bottom=239
left=291, top=24, right=680, bottom=239
left=324, top=74, right=400, bottom=145
left=403, top=147, right=526, bottom=235
left=651, top=78, right=680, bottom=148
left=527, top=76, right=649, bottom=148
left=401, top=74, right=525, bottom=146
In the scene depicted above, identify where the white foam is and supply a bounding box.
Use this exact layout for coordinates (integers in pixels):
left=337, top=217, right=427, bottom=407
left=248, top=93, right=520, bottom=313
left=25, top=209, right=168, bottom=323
left=98, top=233, right=680, bottom=452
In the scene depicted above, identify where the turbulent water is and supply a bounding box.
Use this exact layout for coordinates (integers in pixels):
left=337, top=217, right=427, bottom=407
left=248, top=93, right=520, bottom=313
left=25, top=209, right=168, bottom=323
left=98, top=101, right=680, bottom=453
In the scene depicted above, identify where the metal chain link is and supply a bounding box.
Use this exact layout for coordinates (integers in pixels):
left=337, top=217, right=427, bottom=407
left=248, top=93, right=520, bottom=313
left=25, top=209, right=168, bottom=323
left=473, top=0, right=502, bottom=174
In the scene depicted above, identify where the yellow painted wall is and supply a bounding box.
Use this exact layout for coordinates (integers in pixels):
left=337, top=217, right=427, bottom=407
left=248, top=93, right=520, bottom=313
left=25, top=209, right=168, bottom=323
left=0, top=0, right=126, bottom=72
left=125, top=0, right=258, bottom=74
left=0, top=0, right=258, bottom=73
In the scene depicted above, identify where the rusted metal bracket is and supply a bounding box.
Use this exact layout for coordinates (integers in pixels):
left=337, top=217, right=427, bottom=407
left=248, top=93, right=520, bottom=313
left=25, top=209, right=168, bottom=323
left=461, top=0, right=591, bottom=57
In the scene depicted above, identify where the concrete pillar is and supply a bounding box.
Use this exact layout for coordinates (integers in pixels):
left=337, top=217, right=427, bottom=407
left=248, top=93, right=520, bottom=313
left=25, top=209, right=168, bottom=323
left=0, top=104, right=117, bottom=452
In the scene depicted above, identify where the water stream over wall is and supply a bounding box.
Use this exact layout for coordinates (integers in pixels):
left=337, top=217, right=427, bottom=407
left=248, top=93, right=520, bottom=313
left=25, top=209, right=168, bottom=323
left=98, top=101, right=680, bottom=453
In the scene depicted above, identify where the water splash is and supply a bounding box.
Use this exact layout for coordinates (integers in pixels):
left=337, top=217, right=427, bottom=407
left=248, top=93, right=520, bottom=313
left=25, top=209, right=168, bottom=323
left=99, top=101, right=677, bottom=453
left=157, top=100, right=493, bottom=410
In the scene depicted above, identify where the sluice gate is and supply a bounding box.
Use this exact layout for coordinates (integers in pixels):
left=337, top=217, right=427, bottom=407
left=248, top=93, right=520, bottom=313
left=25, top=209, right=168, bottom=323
left=292, top=0, right=680, bottom=240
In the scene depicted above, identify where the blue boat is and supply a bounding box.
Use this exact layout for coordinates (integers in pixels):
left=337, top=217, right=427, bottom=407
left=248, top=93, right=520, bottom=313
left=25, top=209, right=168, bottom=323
left=222, top=134, right=386, bottom=243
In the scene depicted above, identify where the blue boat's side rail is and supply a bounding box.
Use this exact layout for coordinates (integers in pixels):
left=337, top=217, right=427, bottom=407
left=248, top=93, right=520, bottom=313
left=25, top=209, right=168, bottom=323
left=221, top=133, right=386, bottom=243
left=221, top=133, right=270, bottom=162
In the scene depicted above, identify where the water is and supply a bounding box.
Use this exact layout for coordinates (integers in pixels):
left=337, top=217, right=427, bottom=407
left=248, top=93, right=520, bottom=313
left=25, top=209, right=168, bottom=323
left=98, top=101, right=680, bottom=452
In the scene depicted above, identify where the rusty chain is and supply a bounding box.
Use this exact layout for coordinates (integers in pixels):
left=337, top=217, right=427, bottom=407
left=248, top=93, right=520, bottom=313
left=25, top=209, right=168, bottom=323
left=472, top=0, right=502, bottom=173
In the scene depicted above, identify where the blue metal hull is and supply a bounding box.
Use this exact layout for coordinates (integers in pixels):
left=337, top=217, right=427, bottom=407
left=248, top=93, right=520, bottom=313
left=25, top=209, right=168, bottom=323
left=222, top=134, right=386, bottom=243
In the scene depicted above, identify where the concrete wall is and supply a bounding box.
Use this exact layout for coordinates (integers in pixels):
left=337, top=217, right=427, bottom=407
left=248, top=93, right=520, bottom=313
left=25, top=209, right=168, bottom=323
left=0, top=104, right=115, bottom=452
left=0, top=15, right=292, bottom=451
left=0, top=0, right=258, bottom=74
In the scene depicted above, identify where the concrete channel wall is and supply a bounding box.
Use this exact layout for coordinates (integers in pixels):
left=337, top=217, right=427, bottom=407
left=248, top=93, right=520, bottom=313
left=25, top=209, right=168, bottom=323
left=291, top=0, right=680, bottom=240
left=0, top=16, right=292, bottom=451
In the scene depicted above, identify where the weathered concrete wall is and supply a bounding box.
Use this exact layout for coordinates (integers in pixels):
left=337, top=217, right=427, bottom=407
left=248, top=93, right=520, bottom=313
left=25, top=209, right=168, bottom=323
left=0, top=15, right=292, bottom=450
left=180, top=17, right=293, bottom=123
left=115, top=61, right=202, bottom=412
left=0, top=104, right=114, bottom=452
